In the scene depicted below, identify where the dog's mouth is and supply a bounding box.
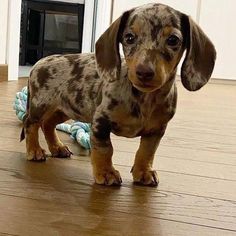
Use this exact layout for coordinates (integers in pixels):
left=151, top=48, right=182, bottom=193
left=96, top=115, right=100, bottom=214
left=127, top=72, right=164, bottom=92
left=132, top=82, right=161, bottom=93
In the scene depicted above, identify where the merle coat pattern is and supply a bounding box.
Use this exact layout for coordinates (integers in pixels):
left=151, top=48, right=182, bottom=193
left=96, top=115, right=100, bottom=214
left=22, top=3, right=216, bottom=186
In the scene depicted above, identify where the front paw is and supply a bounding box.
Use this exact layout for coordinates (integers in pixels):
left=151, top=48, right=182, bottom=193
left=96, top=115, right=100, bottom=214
left=27, top=148, right=47, bottom=162
left=131, top=166, right=159, bottom=187
left=93, top=167, right=122, bottom=186
left=50, top=145, right=72, bottom=158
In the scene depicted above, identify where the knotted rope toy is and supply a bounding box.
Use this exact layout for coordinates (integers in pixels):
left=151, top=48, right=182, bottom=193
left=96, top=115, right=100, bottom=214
left=13, top=86, right=91, bottom=149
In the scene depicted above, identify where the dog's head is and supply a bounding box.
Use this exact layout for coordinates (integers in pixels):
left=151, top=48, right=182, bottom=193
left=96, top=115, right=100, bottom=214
left=95, top=3, right=216, bottom=92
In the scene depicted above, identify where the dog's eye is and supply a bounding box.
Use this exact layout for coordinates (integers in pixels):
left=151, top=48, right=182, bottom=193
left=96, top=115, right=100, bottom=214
left=124, top=33, right=136, bottom=44
left=166, top=35, right=181, bottom=47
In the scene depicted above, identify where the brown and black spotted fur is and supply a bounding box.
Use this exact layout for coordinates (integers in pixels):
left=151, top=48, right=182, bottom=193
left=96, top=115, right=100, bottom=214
left=22, top=3, right=216, bottom=186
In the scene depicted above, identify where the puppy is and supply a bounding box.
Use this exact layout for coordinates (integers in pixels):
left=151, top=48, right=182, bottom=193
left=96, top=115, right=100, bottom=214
left=22, top=3, right=216, bottom=186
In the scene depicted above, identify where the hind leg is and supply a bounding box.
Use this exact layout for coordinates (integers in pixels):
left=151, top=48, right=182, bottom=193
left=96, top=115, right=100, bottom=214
left=42, top=111, right=72, bottom=158
left=25, top=120, right=46, bottom=161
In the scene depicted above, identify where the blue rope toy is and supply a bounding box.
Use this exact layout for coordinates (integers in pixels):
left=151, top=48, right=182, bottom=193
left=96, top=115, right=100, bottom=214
left=13, top=86, right=91, bottom=150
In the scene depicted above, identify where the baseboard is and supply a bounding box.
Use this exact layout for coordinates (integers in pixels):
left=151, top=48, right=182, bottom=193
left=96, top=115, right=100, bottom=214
left=209, top=78, right=236, bottom=85
left=0, top=64, right=8, bottom=82
left=176, top=75, right=236, bottom=86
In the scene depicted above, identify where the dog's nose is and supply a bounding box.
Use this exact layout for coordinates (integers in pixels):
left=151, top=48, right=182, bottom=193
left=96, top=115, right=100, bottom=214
left=136, top=64, right=154, bottom=81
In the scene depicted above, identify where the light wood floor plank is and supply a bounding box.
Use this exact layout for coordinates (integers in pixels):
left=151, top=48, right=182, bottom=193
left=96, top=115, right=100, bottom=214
left=1, top=134, right=236, bottom=183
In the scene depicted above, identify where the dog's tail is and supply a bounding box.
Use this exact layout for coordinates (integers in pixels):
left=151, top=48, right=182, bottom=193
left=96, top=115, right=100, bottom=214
left=20, top=80, right=30, bottom=142
left=20, top=126, right=25, bottom=142
left=20, top=103, right=28, bottom=142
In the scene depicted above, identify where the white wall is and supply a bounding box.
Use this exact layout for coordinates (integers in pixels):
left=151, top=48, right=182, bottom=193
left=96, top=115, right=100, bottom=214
left=199, top=0, right=236, bottom=80
left=6, top=0, right=22, bottom=81
left=0, top=0, right=8, bottom=64
left=112, top=0, right=199, bottom=21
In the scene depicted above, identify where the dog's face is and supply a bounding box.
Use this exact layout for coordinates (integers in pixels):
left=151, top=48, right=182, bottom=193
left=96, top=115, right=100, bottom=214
left=96, top=3, right=216, bottom=92
left=121, top=5, right=185, bottom=92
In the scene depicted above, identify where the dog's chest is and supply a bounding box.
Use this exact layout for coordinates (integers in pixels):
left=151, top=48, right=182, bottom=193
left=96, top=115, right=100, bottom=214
left=110, top=101, right=169, bottom=138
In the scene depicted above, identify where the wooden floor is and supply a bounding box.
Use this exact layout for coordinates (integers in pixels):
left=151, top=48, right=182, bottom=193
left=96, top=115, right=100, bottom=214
left=0, top=78, right=236, bottom=236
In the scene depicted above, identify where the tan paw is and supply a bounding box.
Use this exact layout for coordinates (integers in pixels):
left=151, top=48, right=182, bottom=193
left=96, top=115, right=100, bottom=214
left=27, top=148, right=47, bottom=162
left=93, top=167, right=122, bottom=186
left=50, top=145, right=72, bottom=158
left=131, top=166, right=159, bottom=187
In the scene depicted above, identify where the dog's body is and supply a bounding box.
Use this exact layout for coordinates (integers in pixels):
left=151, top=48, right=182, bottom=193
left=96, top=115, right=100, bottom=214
left=23, top=3, right=216, bottom=186
left=29, top=53, right=176, bottom=137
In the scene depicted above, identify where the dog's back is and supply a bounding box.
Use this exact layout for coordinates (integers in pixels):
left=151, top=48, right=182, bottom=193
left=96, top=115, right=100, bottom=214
left=28, top=53, right=102, bottom=122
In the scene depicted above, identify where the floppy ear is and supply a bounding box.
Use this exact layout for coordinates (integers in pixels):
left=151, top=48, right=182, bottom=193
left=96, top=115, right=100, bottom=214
left=181, top=15, right=216, bottom=91
left=95, top=11, right=131, bottom=80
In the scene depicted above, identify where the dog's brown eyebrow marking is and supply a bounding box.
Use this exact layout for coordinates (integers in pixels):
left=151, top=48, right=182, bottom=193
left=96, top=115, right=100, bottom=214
left=129, top=18, right=141, bottom=35
left=128, top=14, right=138, bottom=26
left=169, top=16, right=179, bottom=28
left=165, top=7, right=180, bottom=28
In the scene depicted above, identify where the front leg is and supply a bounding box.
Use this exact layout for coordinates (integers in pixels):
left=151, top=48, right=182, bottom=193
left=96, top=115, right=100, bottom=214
left=131, top=127, right=166, bottom=187
left=91, top=115, right=122, bottom=186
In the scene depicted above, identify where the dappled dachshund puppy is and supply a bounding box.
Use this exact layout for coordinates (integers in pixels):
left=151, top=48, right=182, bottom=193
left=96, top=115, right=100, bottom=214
left=21, top=3, right=216, bottom=186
